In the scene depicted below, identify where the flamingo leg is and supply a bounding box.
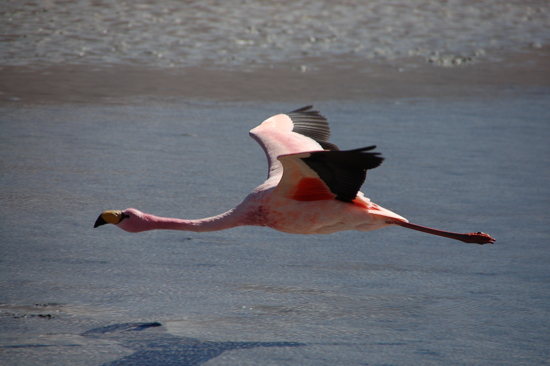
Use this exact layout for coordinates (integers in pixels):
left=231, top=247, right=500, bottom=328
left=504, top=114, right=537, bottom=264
left=394, top=221, right=495, bottom=245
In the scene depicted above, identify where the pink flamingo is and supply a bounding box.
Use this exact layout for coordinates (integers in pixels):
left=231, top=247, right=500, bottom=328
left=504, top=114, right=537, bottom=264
left=95, top=106, right=495, bottom=245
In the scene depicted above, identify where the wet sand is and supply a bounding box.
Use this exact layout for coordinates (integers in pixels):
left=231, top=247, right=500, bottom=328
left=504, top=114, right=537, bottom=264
left=1, top=47, right=549, bottom=104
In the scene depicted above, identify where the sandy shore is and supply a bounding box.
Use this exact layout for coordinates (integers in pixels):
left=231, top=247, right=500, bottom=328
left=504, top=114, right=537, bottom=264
left=1, top=47, right=548, bottom=105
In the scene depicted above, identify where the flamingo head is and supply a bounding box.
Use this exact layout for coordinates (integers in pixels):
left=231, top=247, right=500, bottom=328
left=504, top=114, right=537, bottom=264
left=94, top=208, right=148, bottom=233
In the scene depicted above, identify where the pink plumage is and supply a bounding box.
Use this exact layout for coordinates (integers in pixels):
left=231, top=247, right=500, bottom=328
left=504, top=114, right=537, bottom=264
left=95, top=106, right=494, bottom=245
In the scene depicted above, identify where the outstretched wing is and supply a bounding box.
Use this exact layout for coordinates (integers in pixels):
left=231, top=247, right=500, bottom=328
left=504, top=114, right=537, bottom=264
left=249, top=106, right=339, bottom=181
left=286, top=106, right=339, bottom=152
left=274, top=146, right=384, bottom=203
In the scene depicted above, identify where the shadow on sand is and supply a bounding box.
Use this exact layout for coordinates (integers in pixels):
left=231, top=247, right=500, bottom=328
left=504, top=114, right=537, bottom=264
left=82, top=322, right=304, bottom=366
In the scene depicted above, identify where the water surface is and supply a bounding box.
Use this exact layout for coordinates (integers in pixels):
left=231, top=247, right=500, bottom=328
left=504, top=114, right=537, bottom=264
left=2, top=0, right=549, bottom=68
left=1, top=0, right=549, bottom=364
left=1, top=97, right=549, bottom=365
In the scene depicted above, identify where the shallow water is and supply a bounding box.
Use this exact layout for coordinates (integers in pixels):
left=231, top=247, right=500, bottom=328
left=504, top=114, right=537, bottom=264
left=1, top=1, right=550, bottom=364
left=1, top=96, right=549, bottom=365
left=1, top=0, right=549, bottom=69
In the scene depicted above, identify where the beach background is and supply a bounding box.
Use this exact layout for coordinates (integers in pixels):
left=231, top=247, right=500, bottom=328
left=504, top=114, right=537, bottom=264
left=1, top=1, right=549, bottom=365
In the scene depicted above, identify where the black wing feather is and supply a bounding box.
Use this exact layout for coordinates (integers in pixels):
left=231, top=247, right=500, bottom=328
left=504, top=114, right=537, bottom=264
left=287, top=106, right=340, bottom=151
left=300, top=146, right=384, bottom=203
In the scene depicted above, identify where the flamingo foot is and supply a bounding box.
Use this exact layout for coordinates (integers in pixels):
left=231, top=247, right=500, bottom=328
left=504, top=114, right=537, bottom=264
left=460, top=232, right=496, bottom=245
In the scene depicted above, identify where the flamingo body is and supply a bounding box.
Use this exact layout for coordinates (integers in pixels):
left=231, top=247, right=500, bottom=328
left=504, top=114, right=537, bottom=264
left=95, top=106, right=495, bottom=245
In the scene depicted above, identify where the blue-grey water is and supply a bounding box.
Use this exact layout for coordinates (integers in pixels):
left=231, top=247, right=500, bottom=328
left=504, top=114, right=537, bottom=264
left=1, top=0, right=550, bottom=364
left=1, top=96, right=549, bottom=365
left=2, top=0, right=549, bottom=69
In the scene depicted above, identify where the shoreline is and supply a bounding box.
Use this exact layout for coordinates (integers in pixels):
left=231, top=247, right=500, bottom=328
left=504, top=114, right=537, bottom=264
left=0, top=47, right=548, bottom=105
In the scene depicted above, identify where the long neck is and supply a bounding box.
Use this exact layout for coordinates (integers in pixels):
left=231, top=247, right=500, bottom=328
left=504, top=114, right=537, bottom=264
left=138, top=209, right=245, bottom=233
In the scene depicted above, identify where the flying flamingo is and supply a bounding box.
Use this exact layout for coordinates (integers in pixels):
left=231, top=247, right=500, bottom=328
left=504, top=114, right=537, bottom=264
left=94, top=106, right=495, bottom=245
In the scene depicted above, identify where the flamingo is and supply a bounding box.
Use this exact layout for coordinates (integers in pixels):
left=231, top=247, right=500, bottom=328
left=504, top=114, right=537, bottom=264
left=94, top=106, right=495, bottom=245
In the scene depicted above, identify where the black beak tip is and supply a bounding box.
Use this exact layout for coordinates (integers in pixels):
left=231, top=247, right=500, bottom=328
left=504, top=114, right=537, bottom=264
left=94, top=215, right=107, bottom=228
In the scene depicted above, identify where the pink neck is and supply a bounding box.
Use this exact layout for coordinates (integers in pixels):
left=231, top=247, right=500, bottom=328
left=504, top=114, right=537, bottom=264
left=135, top=210, right=244, bottom=233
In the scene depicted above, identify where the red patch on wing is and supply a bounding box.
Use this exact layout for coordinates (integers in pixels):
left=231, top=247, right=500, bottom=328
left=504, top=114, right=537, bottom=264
left=291, top=177, right=335, bottom=201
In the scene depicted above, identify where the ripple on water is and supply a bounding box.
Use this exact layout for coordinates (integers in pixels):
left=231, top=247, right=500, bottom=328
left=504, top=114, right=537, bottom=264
left=1, top=0, right=548, bottom=69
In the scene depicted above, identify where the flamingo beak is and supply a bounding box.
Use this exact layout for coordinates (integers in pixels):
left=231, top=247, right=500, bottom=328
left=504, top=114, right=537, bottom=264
left=94, top=210, right=125, bottom=228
